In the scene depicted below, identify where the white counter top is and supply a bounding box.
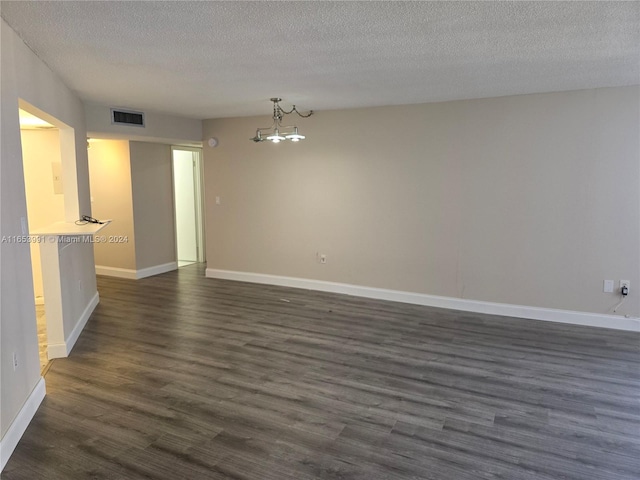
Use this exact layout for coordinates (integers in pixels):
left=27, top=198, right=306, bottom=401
left=31, top=220, right=112, bottom=236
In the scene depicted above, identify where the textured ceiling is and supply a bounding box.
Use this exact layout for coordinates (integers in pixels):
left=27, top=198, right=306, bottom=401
left=1, top=1, right=639, bottom=119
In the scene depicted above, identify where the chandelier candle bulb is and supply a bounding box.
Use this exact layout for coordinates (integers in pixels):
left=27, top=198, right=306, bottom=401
left=251, top=98, right=313, bottom=143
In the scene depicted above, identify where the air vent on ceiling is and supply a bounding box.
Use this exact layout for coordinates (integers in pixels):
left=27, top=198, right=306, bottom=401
left=111, top=108, right=145, bottom=127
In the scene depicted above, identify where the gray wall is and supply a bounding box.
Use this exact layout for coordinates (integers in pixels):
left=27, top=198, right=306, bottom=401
left=1, top=18, right=96, bottom=438
left=130, top=141, right=176, bottom=270
left=203, top=86, right=640, bottom=317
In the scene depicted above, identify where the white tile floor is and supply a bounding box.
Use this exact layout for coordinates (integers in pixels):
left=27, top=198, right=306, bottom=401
left=35, top=304, right=48, bottom=371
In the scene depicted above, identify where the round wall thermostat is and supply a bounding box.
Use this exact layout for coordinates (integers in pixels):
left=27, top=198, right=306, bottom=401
left=208, top=137, right=218, bottom=148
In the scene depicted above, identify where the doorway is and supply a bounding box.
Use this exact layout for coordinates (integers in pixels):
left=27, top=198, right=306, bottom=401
left=19, top=108, right=64, bottom=371
left=171, top=147, right=205, bottom=266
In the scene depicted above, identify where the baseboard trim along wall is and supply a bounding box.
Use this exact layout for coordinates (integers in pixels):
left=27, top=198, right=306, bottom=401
left=48, top=291, right=100, bottom=359
left=95, top=265, right=137, bottom=279
left=0, top=377, right=46, bottom=472
left=206, top=268, right=640, bottom=332
left=95, top=262, right=177, bottom=280
left=136, top=262, right=177, bottom=279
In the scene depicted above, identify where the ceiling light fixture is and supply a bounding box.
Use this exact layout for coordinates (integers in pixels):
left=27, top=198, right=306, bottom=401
left=251, top=98, right=313, bottom=143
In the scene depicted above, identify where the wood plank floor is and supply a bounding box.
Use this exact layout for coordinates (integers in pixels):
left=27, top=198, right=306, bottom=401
left=4, top=264, right=640, bottom=479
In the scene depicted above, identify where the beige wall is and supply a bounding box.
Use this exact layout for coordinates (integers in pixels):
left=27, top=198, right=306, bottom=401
left=130, top=141, right=176, bottom=270
left=20, top=129, right=65, bottom=299
left=2, top=18, right=96, bottom=441
left=88, top=139, right=136, bottom=270
left=203, top=86, right=640, bottom=317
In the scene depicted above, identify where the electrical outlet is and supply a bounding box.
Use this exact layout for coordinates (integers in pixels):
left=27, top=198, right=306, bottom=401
left=13, top=352, right=18, bottom=371
left=604, top=280, right=614, bottom=293
left=315, top=252, right=327, bottom=264
left=620, top=280, right=630, bottom=292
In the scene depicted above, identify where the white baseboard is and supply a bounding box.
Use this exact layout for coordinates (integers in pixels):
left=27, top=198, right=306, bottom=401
left=0, top=377, right=46, bottom=472
left=47, top=291, right=99, bottom=359
left=205, top=269, right=640, bottom=332
left=65, top=291, right=100, bottom=355
left=96, top=262, right=177, bottom=280
left=136, top=262, right=177, bottom=279
left=95, top=265, right=137, bottom=279
left=46, top=341, right=67, bottom=359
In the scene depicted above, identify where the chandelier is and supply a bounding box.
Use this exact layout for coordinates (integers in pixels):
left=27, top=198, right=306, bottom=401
left=251, top=98, right=313, bottom=143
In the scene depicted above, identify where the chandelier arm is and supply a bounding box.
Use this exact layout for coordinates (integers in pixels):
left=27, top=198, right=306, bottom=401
left=292, top=106, right=314, bottom=118
left=256, top=116, right=278, bottom=132
left=279, top=105, right=314, bottom=118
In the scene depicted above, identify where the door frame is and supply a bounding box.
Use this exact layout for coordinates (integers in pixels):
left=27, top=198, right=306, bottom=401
left=171, top=146, right=206, bottom=264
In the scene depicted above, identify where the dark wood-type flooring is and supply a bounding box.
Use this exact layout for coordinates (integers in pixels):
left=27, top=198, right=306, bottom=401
left=4, top=264, right=640, bottom=479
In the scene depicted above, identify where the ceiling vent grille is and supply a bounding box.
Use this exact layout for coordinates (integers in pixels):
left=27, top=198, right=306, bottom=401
left=111, top=108, right=145, bottom=127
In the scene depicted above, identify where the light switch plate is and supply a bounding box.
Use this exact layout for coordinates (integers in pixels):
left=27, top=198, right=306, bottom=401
left=604, top=280, right=614, bottom=293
